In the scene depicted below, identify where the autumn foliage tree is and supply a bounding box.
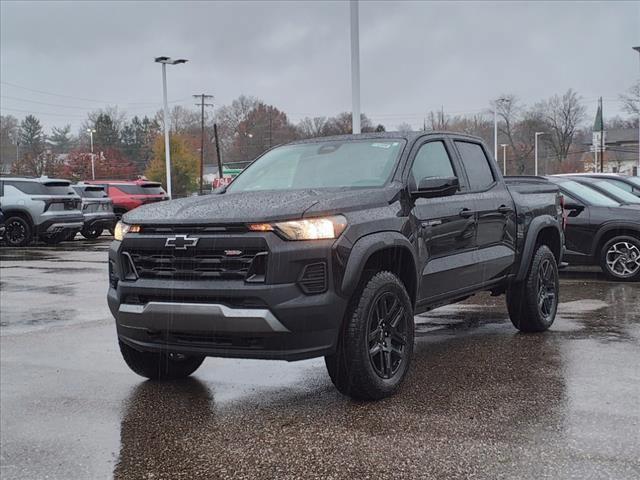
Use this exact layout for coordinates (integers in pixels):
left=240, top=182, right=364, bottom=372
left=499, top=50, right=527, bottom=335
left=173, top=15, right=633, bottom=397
left=62, top=147, right=137, bottom=181
left=145, top=135, right=199, bottom=197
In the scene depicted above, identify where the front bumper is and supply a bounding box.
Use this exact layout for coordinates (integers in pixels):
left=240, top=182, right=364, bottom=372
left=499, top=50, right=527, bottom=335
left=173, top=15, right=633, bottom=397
left=108, top=233, right=349, bottom=361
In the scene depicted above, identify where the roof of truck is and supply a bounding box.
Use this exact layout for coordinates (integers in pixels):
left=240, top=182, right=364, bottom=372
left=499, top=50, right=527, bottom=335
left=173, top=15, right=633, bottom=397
left=287, top=131, right=484, bottom=146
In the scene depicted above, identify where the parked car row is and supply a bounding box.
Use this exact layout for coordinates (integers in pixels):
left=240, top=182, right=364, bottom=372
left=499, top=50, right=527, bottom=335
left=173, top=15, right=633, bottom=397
left=505, top=173, right=640, bottom=281
left=0, top=177, right=168, bottom=247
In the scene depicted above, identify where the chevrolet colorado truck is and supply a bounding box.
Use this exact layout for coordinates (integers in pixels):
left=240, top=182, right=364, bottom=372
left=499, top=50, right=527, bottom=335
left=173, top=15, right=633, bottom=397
left=108, top=132, right=564, bottom=400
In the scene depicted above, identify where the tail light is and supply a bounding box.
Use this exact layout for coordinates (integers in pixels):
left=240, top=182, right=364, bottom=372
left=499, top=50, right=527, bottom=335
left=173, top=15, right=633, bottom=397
left=559, top=195, right=567, bottom=230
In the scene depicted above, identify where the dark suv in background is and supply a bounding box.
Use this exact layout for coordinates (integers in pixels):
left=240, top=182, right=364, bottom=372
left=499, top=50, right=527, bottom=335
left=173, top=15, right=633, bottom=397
left=72, top=184, right=117, bottom=239
left=547, top=176, right=640, bottom=281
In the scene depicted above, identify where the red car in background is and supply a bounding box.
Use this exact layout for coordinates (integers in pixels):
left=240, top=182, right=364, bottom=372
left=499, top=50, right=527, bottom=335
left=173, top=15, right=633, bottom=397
left=83, top=180, right=168, bottom=221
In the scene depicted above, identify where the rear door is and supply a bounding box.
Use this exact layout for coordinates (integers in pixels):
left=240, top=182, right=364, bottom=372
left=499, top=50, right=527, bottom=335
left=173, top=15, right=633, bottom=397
left=452, top=139, right=517, bottom=284
left=409, top=137, right=479, bottom=303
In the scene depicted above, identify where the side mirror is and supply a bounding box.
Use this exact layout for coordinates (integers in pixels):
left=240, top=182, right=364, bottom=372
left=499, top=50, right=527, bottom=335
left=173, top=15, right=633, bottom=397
left=412, top=176, right=459, bottom=198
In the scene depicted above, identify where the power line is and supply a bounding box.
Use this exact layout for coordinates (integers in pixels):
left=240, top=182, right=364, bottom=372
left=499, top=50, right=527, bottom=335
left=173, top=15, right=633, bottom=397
left=0, top=106, right=86, bottom=118
left=0, top=80, right=189, bottom=106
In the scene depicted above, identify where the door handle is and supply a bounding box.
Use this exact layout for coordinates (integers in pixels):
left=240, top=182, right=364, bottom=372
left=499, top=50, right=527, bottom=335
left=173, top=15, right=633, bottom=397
left=459, top=208, right=474, bottom=218
left=497, top=205, right=513, bottom=214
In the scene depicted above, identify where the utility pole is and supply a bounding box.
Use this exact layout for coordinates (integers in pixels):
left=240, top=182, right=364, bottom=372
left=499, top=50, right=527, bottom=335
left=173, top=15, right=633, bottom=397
left=193, top=94, right=214, bottom=195
left=214, top=123, right=223, bottom=180
left=599, top=97, right=605, bottom=174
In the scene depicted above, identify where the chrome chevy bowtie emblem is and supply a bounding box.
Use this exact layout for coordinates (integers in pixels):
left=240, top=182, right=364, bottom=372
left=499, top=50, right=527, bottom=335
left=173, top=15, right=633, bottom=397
left=224, top=249, right=243, bottom=256
left=165, top=235, right=199, bottom=250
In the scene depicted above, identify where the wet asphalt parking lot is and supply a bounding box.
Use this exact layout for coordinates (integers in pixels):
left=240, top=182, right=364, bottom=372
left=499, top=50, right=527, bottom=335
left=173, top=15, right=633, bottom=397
left=1, top=239, right=639, bottom=480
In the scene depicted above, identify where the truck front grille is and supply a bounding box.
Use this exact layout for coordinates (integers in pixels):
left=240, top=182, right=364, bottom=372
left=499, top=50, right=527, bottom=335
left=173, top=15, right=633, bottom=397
left=126, top=249, right=266, bottom=280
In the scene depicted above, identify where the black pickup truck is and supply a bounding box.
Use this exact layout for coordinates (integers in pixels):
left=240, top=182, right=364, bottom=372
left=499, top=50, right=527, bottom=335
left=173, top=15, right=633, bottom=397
left=108, top=132, right=564, bottom=400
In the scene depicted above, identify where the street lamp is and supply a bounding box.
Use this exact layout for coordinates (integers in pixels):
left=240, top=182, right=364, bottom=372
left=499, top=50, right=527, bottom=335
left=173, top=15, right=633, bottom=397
left=500, top=144, right=508, bottom=176
left=633, top=46, right=640, bottom=173
left=86, top=128, right=96, bottom=180
left=155, top=56, right=188, bottom=198
left=350, top=0, right=361, bottom=134
left=535, top=132, right=546, bottom=176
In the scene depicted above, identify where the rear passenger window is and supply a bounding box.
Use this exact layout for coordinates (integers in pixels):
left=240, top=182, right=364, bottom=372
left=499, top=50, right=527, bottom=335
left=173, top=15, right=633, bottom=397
left=410, top=141, right=456, bottom=187
left=455, top=141, right=495, bottom=190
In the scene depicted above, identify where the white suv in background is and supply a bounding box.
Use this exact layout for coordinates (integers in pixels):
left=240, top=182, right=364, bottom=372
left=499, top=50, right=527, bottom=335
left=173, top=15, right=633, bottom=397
left=0, top=177, right=84, bottom=247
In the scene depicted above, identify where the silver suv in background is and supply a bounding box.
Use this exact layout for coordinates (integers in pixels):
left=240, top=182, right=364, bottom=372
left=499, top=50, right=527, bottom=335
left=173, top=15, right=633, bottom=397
left=0, top=177, right=84, bottom=247
left=72, top=184, right=116, bottom=239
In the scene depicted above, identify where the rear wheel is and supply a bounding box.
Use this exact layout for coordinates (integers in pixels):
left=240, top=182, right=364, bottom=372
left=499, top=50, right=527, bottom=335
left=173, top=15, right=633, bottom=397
left=325, top=271, right=414, bottom=400
left=3, top=216, right=32, bottom=247
left=599, top=236, right=640, bottom=282
left=507, top=244, right=559, bottom=332
left=119, top=340, right=205, bottom=380
left=81, top=226, right=103, bottom=239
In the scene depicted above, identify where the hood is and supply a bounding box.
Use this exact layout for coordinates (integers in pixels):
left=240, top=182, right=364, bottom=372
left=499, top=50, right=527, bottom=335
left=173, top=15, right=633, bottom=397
left=122, top=186, right=399, bottom=225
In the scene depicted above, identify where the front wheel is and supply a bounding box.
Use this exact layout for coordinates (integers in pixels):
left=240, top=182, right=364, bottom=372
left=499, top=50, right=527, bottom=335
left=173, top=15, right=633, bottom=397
left=119, top=340, right=205, bottom=380
left=599, top=236, right=640, bottom=282
left=507, top=244, right=559, bottom=332
left=325, top=271, right=414, bottom=400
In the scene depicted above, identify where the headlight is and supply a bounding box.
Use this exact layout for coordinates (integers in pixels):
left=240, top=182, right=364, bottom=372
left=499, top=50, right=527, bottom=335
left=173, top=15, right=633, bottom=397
left=250, top=215, right=347, bottom=241
left=113, top=221, right=140, bottom=241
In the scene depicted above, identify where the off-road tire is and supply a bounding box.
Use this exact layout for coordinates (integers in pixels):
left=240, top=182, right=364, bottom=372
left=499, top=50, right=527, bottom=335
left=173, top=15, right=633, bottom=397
left=507, top=244, right=559, bottom=332
left=599, top=235, right=640, bottom=282
left=3, top=216, right=33, bottom=247
left=119, top=340, right=205, bottom=380
left=325, top=271, right=414, bottom=400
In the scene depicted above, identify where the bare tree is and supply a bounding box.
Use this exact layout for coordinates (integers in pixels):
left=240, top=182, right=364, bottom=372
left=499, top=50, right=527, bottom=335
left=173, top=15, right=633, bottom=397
left=297, top=117, right=327, bottom=138
left=396, top=122, right=413, bottom=134
left=536, top=89, right=586, bottom=163
left=620, top=80, right=640, bottom=116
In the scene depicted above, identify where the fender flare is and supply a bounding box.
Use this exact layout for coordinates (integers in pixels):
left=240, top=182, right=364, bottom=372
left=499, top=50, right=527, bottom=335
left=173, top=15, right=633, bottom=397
left=590, top=222, right=640, bottom=255
left=515, top=215, right=562, bottom=282
left=340, top=231, right=418, bottom=298
left=1, top=208, right=35, bottom=227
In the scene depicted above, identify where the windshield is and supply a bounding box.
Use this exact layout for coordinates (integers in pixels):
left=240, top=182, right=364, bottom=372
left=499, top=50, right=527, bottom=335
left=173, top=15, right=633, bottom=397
left=627, top=177, right=640, bottom=187
left=590, top=180, right=640, bottom=204
left=560, top=180, right=619, bottom=206
left=226, top=140, right=405, bottom=193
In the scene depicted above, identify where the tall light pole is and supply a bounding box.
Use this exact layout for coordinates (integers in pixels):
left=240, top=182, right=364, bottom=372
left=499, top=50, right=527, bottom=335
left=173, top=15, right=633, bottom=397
left=86, top=128, right=96, bottom=180
left=633, top=46, right=640, bottom=173
left=500, top=143, right=508, bottom=176
left=350, top=0, right=361, bottom=134
left=493, top=97, right=509, bottom=160
left=155, top=56, right=188, bottom=198
left=535, top=132, right=546, bottom=176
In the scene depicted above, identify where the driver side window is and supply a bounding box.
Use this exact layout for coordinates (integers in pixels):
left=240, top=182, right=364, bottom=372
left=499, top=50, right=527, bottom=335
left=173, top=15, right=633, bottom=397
left=410, top=141, right=456, bottom=188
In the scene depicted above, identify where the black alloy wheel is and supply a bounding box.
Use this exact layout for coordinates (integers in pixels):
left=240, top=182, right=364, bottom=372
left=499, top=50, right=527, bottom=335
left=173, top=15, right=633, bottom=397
left=4, top=217, right=32, bottom=247
left=536, top=257, right=557, bottom=321
left=367, top=291, right=409, bottom=379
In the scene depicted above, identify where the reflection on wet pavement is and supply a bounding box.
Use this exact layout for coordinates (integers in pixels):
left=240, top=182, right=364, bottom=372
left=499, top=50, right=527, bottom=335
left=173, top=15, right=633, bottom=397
left=1, top=243, right=639, bottom=479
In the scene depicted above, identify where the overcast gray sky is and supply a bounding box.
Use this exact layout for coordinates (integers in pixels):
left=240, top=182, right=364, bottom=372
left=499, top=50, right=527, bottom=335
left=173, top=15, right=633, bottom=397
left=1, top=0, right=639, bottom=132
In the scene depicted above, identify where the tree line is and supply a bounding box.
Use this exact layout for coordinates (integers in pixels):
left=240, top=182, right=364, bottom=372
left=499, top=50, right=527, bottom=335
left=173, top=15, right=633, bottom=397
left=1, top=81, right=638, bottom=195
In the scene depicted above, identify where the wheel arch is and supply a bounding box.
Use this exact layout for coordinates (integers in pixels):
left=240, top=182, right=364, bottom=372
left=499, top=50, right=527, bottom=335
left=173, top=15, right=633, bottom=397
left=515, top=215, right=562, bottom=282
left=2, top=209, right=35, bottom=227
left=341, top=232, right=418, bottom=307
left=592, top=224, right=640, bottom=256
